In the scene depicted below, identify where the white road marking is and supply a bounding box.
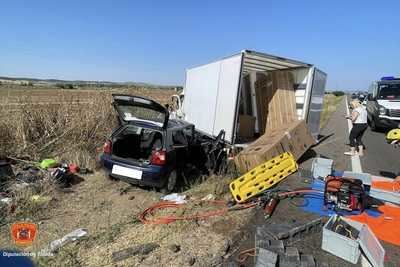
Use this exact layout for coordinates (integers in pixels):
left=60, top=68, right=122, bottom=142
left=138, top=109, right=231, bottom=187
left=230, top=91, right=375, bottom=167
left=345, top=97, right=363, bottom=172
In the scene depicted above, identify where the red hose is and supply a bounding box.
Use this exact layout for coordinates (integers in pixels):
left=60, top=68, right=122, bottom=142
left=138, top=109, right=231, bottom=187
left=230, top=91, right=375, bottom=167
left=139, top=200, right=229, bottom=224
left=138, top=189, right=322, bottom=225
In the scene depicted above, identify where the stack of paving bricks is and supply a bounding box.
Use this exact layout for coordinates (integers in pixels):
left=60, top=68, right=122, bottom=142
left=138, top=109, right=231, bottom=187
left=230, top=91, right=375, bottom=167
left=256, top=218, right=324, bottom=245
left=254, top=239, right=329, bottom=267
left=254, top=218, right=329, bottom=267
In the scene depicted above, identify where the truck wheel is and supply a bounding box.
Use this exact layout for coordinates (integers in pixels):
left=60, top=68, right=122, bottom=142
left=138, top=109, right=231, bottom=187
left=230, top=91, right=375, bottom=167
left=161, top=170, right=177, bottom=194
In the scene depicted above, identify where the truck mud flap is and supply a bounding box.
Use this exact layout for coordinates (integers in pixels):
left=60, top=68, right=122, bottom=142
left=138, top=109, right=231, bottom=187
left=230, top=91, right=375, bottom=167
left=230, top=152, right=297, bottom=203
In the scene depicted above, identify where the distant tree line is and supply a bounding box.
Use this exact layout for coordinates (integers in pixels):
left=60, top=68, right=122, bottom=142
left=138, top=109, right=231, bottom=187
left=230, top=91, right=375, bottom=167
left=331, top=91, right=345, bottom=96
left=56, top=83, right=75, bottom=89
left=326, top=90, right=345, bottom=96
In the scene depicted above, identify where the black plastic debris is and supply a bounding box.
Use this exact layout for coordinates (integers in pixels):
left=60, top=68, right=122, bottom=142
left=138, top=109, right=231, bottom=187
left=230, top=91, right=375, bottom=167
left=112, top=243, right=160, bottom=263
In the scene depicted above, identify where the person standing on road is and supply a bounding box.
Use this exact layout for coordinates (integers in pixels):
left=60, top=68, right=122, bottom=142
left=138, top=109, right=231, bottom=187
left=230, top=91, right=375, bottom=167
left=345, top=100, right=368, bottom=156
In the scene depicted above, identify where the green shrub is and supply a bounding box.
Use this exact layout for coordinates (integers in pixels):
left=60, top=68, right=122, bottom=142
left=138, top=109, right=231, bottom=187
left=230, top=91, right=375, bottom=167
left=331, top=91, right=345, bottom=96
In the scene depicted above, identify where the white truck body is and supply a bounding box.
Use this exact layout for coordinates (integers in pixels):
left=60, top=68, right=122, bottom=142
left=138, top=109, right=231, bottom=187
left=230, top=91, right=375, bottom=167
left=181, top=50, right=327, bottom=144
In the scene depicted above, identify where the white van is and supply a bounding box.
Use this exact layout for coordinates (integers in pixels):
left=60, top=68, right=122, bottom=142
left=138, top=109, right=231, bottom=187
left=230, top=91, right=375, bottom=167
left=366, top=77, right=400, bottom=131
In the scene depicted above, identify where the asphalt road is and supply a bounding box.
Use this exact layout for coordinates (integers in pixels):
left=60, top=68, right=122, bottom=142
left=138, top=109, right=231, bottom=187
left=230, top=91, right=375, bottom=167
left=360, top=127, right=400, bottom=178
left=297, top=96, right=400, bottom=266
left=232, top=96, right=400, bottom=267
left=345, top=96, right=400, bottom=177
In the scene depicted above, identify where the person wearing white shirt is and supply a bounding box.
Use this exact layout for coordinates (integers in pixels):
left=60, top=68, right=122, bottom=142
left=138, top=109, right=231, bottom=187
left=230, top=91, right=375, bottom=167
left=345, top=100, right=368, bottom=156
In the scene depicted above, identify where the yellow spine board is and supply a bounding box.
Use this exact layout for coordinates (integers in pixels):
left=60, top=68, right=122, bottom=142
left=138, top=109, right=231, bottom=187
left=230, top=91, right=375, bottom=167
left=230, top=152, right=297, bottom=203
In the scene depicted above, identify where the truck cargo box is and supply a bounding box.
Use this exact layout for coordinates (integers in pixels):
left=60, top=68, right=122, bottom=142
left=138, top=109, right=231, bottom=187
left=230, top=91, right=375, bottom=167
left=183, top=50, right=327, bottom=144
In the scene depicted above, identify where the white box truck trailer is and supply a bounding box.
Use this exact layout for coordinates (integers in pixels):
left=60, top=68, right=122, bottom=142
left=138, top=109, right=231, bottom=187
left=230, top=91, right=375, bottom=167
left=174, top=50, right=327, bottom=145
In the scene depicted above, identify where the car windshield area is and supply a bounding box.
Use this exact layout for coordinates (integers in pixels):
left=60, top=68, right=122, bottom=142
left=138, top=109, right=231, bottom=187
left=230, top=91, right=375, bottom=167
left=378, top=83, right=400, bottom=100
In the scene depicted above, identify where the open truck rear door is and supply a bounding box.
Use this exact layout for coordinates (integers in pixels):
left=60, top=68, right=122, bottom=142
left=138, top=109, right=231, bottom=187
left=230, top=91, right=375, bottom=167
left=305, top=68, right=327, bottom=138
left=184, top=54, right=243, bottom=143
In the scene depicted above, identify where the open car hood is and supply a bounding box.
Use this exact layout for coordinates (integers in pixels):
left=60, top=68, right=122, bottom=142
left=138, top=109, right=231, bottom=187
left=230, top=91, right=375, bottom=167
left=112, top=94, right=169, bottom=128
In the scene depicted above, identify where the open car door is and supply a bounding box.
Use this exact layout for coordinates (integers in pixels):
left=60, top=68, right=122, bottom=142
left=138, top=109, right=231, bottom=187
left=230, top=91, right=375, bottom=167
left=112, top=94, right=169, bottom=128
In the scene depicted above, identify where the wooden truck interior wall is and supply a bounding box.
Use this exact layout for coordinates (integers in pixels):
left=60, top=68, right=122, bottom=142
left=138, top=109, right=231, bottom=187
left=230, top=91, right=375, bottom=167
left=237, top=67, right=311, bottom=141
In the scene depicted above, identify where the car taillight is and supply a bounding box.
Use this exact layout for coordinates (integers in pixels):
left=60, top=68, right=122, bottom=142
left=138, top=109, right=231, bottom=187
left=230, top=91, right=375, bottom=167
left=103, top=140, right=112, bottom=154
left=151, top=149, right=166, bottom=165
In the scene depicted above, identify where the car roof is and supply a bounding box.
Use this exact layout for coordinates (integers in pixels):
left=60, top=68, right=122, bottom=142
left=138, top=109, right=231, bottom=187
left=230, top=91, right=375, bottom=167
left=377, top=80, right=400, bottom=85
left=167, top=119, right=194, bottom=129
left=129, top=118, right=193, bottom=131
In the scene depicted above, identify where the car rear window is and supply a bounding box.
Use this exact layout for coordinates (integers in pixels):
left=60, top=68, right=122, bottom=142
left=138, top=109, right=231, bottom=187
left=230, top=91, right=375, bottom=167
left=118, top=105, right=166, bottom=126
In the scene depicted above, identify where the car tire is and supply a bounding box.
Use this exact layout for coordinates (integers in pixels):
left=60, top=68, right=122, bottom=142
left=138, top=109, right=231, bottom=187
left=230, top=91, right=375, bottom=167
left=369, top=118, right=379, bottom=132
left=161, top=170, right=177, bottom=194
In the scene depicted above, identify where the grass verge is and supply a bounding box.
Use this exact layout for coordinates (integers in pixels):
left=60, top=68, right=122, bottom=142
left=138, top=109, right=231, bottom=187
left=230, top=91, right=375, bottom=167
left=320, top=94, right=343, bottom=129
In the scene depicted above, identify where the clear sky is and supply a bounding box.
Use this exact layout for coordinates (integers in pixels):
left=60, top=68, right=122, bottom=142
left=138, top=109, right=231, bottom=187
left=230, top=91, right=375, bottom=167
left=1, top=0, right=399, bottom=90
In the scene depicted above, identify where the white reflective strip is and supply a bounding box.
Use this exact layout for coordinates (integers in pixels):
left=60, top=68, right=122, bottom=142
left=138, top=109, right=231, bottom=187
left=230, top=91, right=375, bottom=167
left=295, top=89, right=306, bottom=97
left=296, top=96, right=305, bottom=103
left=312, top=96, right=324, bottom=105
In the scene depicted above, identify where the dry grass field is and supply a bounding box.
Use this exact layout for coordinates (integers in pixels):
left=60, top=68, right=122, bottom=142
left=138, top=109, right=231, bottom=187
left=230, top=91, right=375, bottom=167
left=0, top=85, right=175, bottom=169
left=0, top=85, right=254, bottom=267
left=0, top=85, right=343, bottom=266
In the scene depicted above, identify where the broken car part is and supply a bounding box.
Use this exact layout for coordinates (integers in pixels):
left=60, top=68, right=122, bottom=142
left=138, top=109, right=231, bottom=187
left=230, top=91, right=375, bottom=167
left=49, top=228, right=88, bottom=252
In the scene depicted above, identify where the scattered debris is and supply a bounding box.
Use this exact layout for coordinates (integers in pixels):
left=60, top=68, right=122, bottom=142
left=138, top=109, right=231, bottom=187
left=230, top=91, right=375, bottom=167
left=112, top=243, right=160, bottom=263
left=119, top=186, right=131, bottom=195
left=68, top=163, right=80, bottom=174
left=39, top=158, right=59, bottom=169
left=15, top=166, right=42, bottom=183
left=311, top=157, right=333, bottom=180
left=50, top=228, right=88, bottom=252
left=0, top=159, right=14, bottom=184
left=31, top=195, right=52, bottom=204
left=160, top=193, right=187, bottom=204
left=168, top=244, right=181, bottom=253
left=0, top=197, right=12, bottom=204
left=322, top=215, right=385, bottom=266
left=235, top=120, right=315, bottom=173
left=187, top=256, right=196, bottom=266
left=201, top=193, right=215, bottom=201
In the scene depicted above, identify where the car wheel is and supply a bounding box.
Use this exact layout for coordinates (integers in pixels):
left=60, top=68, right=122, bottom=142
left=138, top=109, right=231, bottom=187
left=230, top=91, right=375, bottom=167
left=369, top=118, right=378, bottom=132
left=161, top=170, right=177, bottom=194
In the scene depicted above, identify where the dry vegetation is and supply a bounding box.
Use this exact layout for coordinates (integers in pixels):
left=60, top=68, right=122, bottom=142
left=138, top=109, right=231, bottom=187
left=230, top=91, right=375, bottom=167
left=320, top=94, right=343, bottom=129
left=0, top=86, right=343, bottom=266
left=0, top=85, right=253, bottom=267
left=0, top=86, right=174, bottom=169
